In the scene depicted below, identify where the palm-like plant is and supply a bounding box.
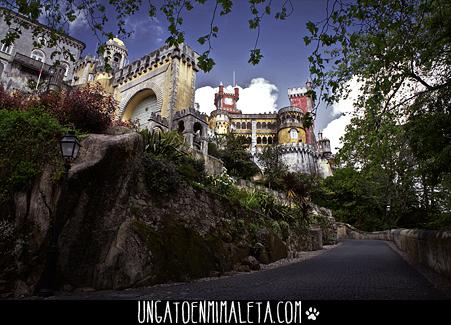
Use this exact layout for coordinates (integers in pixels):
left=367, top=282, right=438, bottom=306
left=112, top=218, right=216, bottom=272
left=140, top=129, right=186, bottom=161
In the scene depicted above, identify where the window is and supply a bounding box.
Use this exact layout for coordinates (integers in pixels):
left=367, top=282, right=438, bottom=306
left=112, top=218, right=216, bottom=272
left=61, top=62, right=69, bottom=78
left=290, top=128, right=298, bottom=140
left=31, top=49, right=45, bottom=62
left=88, top=74, right=94, bottom=82
left=0, top=42, right=13, bottom=55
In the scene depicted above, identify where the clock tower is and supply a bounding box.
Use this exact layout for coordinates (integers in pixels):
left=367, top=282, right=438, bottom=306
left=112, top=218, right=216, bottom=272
left=214, top=82, right=240, bottom=114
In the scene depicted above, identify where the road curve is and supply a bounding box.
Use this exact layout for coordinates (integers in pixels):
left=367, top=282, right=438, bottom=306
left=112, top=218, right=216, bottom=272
left=59, top=240, right=447, bottom=300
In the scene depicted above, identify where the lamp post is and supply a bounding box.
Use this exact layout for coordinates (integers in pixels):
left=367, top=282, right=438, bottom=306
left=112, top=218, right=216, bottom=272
left=38, top=132, right=80, bottom=297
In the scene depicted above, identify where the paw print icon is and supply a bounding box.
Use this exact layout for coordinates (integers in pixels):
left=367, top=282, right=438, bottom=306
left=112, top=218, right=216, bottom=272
left=305, top=307, right=320, bottom=320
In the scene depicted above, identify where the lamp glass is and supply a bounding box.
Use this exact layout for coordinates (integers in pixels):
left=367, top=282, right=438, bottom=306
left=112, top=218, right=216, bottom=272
left=60, top=134, right=80, bottom=159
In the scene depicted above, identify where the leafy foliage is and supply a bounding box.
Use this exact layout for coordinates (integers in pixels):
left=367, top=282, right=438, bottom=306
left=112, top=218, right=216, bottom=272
left=305, top=0, right=451, bottom=230
left=141, top=129, right=206, bottom=193
left=141, top=129, right=186, bottom=161
left=210, top=134, right=260, bottom=180
left=0, top=108, right=65, bottom=216
left=142, top=154, right=182, bottom=195
left=257, top=145, right=288, bottom=189
left=0, top=85, right=117, bottom=133
left=0, top=1, right=294, bottom=72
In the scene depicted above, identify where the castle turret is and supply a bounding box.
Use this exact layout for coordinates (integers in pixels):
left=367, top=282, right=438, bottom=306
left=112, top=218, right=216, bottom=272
left=103, top=37, right=128, bottom=71
left=277, top=106, right=307, bottom=144
left=209, top=110, right=230, bottom=135
left=317, top=132, right=332, bottom=159
left=214, top=83, right=240, bottom=114
left=287, top=80, right=315, bottom=144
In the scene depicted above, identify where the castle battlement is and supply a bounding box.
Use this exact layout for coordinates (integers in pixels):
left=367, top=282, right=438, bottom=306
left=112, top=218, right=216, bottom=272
left=147, top=113, right=169, bottom=127
left=278, top=142, right=318, bottom=157
left=173, top=107, right=208, bottom=122
left=113, top=43, right=199, bottom=86
left=287, top=87, right=308, bottom=97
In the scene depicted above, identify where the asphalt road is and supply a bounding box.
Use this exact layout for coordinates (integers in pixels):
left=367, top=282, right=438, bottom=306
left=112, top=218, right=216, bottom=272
left=60, top=240, right=447, bottom=300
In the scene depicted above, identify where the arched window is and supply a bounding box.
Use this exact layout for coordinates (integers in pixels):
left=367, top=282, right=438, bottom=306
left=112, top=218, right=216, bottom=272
left=257, top=137, right=261, bottom=144
left=257, top=122, right=261, bottom=129
left=61, top=62, right=69, bottom=78
left=290, top=128, right=298, bottom=140
left=0, top=42, right=13, bottom=55
left=113, top=52, right=122, bottom=63
left=178, top=120, right=185, bottom=133
left=236, top=122, right=241, bottom=129
left=88, top=73, right=94, bottom=82
left=267, top=122, right=272, bottom=129
left=247, top=122, right=251, bottom=129
left=31, top=49, right=45, bottom=62
left=262, top=122, right=267, bottom=129
left=194, top=122, right=203, bottom=136
left=268, top=137, right=273, bottom=144
left=262, top=137, right=267, bottom=144
left=241, top=122, right=246, bottom=129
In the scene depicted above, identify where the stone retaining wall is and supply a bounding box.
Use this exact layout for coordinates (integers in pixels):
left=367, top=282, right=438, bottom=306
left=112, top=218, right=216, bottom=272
left=337, top=223, right=451, bottom=279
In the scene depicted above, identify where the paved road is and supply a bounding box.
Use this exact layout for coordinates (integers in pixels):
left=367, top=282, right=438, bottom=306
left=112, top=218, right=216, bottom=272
left=60, top=240, right=447, bottom=300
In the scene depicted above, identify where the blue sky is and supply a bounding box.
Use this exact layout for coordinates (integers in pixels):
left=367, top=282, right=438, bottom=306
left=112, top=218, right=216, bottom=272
left=69, top=0, right=343, bottom=139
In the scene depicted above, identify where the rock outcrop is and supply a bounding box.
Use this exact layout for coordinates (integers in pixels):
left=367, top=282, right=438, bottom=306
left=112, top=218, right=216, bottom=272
left=1, top=131, right=333, bottom=297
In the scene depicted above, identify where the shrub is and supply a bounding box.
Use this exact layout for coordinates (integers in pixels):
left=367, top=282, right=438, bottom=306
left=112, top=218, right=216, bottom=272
left=176, top=156, right=206, bottom=183
left=0, top=85, right=117, bottom=133
left=141, top=129, right=186, bottom=161
left=143, top=154, right=181, bottom=195
left=0, top=86, right=27, bottom=110
left=0, top=108, right=64, bottom=214
left=46, top=84, right=117, bottom=133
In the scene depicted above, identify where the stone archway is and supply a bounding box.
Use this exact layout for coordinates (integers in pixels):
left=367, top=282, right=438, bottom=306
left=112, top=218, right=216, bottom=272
left=122, top=88, right=159, bottom=127
left=118, top=80, right=163, bottom=118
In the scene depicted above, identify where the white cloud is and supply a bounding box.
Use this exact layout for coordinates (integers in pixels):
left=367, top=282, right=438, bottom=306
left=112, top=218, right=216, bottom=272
left=125, top=17, right=164, bottom=41
left=68, top=11, right=88, bottom=33
left=195, top=78, right=278, bottom=115
left=322, top=77, right=361, bottom=153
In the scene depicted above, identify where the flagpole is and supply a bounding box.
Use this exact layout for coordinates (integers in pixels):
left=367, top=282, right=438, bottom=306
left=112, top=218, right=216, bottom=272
left=35, top=60, right=45, bottom=91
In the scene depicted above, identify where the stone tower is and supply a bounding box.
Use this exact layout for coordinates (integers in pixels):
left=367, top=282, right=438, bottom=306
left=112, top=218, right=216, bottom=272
left=288, top=81, right=315, bottom=145
left=214, top=83, right=240, bottom=114
left=103, top=38, right=128, bottom=71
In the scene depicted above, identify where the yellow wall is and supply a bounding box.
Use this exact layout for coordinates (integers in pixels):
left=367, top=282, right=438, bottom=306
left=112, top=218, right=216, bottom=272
left=175, top=59, right=195, bottom=112
left=278, top=127, right=306, bottom=144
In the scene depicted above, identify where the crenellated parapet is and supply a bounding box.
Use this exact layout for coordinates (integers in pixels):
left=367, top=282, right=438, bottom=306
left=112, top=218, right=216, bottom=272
left=173, top=107, right=208, bottom=122
left=73, top=55, right=98, bottom=71
left=278, top=142, right=319, bottom=158
left=112, top=43, right=199, bottom=86
left=148, top=113, right=169, bottom=128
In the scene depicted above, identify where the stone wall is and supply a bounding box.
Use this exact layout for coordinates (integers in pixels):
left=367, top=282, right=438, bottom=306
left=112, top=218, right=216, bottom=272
left=190, top=149, right=225, bottom=176
left=2, top=131, right=325, bottom=297
left=337, top=223, right=451, bottom=279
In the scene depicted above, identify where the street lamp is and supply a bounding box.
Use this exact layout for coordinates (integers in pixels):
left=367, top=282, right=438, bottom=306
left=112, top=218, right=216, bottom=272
left=60, top=133, right=81, bottom=168
left=38, top=132, right=80, bottom=297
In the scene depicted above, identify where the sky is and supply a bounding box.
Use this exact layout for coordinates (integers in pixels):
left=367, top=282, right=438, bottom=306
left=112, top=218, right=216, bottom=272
left=68, top=0, right=351, bottom=152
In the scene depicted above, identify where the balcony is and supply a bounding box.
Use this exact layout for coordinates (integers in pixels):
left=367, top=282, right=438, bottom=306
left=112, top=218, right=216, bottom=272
left=13, top=53, right=52, bottom=74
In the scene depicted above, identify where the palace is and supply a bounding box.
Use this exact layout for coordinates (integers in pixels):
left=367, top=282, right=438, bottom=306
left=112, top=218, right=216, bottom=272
left=0, top=9, right=333, bottom=177
left=208, top=82, right=333, bottom=177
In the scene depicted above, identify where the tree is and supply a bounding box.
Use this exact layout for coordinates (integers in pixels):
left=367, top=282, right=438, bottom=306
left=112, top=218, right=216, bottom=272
left=0, top=0, right=294, bottom=72
left=257, top=145, right=288, bottom=190
left=282, top=172, right=319, bottom=220
left=215, top=134, right=259, bottom=180
left=304, top=0, right=451, bottom=230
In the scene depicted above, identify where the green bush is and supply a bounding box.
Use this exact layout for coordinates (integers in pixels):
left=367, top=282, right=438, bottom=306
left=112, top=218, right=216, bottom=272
left=0, top=108, right=64, bottom=209
left=142, top=154, right=181, bottom=195
left=141, top=129, right=186, bottom=161
left=176, top=156, right=206, bottom=183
